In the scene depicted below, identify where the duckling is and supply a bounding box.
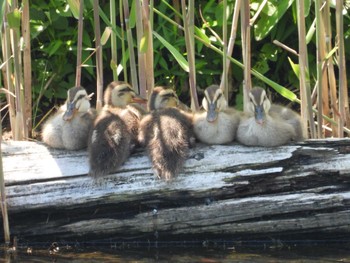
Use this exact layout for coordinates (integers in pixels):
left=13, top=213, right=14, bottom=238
left=103, top=81, right=147, bottom=148
left=88, top=81, right=146, bottom=177
left=236, top=87, right=304, bottom=147
left=193, top=84, right=240, bottom=144
left=41, top=86, right=95, bottom=150
left=139, top=87, right=195, bottom=180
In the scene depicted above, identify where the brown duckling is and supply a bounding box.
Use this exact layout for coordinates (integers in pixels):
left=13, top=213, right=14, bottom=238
left=236, top=87, right=304, bottom=147
left=193, top=84, right=240, bottom=144
left=139, top=87, right=195, bottom=180
left=42, top=86, right=95, bottom=150
left=88, top=81, right=146, bottom=177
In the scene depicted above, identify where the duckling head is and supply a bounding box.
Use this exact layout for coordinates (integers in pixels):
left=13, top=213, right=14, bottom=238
left=248, top=87, right=271, bottom=125
left=62, top=86, right=90, bottom=121
left=202, top=85, right=228, bottom=122
left=104, top=81, right=147, bottom=108
left=148, top=86, right=179, bottom=111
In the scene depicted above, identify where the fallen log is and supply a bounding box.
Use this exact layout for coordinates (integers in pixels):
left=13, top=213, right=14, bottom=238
left=1, top=139, right=350, bottom=245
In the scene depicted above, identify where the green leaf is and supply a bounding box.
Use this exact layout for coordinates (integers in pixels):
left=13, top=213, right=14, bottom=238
left=153, top=31, right=189, bottom=72
left=7, top=9, right=21, bottom=29
left=48, top=40, right=63, bottom=57
left=67, top=0, right=80, bottom=19
left=288, top=57, right=300, bottom=78
left=254, top=0, right=295, bottom=41
left=194, top=27, right=210, bottom=45
left=304, top=0, right=311, bottom=16
left=129, top=0, right=136, bottom=29
left=101, top=27, right=112, bottom=46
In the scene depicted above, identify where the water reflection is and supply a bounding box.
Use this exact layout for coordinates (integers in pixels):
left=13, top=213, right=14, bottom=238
left=2, top=244, right=350, bottom=263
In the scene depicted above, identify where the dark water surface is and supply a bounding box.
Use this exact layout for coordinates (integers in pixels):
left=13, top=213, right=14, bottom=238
left=1, top=241, right=350, bottom=262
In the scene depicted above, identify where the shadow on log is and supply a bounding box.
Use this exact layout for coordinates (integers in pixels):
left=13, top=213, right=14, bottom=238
left=1, top=139, right=350, bottom=245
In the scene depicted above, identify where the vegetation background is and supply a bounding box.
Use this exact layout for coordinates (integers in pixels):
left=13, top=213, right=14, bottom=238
left=1, top=0, right=350, bottom=140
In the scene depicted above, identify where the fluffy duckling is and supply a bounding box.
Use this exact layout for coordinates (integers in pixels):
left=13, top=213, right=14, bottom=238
left=236, top=87, right=304, bottom=147
left=42, top=86, right=95, bottom=150
left=88, top=81, right=146, bottom=177
left=139, top=87, right=195, bottom=180
left=193, top=84, right=240, bottom=144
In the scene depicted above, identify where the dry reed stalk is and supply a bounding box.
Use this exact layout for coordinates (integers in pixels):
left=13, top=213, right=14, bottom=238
left=75, top=0, right=84, bottom=87
left=323, top=1, right=339, bottom=137
left=220, top=0, right=241, bottom=99
left=315, top=0, right=326, bottom=138
left=222, top=0, right=228, bottom=99
left=119, top=0, right=128, bottom=82
left=22, top=0, right=32, bottom=139
left=136, top=0, right=147, bottom=96
left=143, top=0, right=154, bottom=99
left=110, top=0, right=118, bottom=80
left=240, top=0, right=251, bottom=112
left=93, top=0, right=103, bottom=111
left=9, top=1, right=25, bottom=140
left=1, top=6, right=16, bottom=139
left=296, top=0, right=315, bottom=138
left=336, top=0, right=348, bottom=137
left=0, top=116, right=10, bottom=244
left=181, top=0, right=199, bottom=111
left=123, top=0, right=139, bottom=92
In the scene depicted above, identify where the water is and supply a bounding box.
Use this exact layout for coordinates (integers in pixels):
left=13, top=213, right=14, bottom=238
left=1, top=240, right=350, bottom=262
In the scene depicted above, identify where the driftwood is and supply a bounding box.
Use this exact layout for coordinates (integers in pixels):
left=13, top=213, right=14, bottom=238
left=1, top=139, right=350, bottom=244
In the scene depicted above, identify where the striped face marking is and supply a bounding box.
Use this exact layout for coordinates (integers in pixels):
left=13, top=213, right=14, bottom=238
left=248, top=87, right=271, bottom=125
left=203, top=85, right=227, bottom=122
left=63, top=87, right=89, bottom=121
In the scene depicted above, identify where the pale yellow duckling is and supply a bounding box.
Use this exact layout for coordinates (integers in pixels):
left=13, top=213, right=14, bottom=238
left=88, top=81, right=146, bottom=177
left=139, top=87, right=195, bottom=180
left=236, top=87, right=304, bottom=147
left=42, top=86, right=95, bottom=150
left=193, top=84, right=240, bottom=144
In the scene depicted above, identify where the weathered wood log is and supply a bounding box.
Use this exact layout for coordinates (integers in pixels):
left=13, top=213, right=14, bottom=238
left=1, top=139, right=350, bottom=244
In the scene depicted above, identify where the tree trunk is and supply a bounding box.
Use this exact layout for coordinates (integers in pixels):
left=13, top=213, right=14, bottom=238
left=1, top=139, right=350, bottom=244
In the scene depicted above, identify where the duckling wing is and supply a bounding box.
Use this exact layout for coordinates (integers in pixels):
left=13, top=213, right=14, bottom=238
left=88, top=111, right=131, bottom=177
left=140, top=108, right=194, bottom=180
left=41, top=112, right=65, bottom=149
left=61, top=112, right=94, bottom=150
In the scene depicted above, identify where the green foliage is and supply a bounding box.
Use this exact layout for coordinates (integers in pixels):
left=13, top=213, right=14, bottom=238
left=2, top=0, right=350, bottom=125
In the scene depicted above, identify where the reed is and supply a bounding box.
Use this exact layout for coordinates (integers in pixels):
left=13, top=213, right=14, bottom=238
left=315, top=0, right=325, bottom=138
left=296, top=0, right=315, bottom=138
left=75, top=0, right=84, bottom=87
left=181, top=0, right=199, bottom=111
left=93, top=0, right=103, bottom=111
left=122, top=0, right=139, bottom=93
left=1, top=3, right=16, bottom=140
left=110, top=0, right=118, bottom=81
left=135, top=0, right=147, bottom=96
left=222, top=0, right=228, bottom=99
left=336, top=0, right=348, bottom=137
left=22, top=0, right=32, bottom=139
left=143, top=0, right=154, bottom=98
left=220, top=0, right=241, bottom=100
left=119, top=0, right=128, bottom=82
left=0, top=114, right=10, bottom=244
left=321, top=1, right=339, bottom=137
left=240, top=0, right=251, bottom=112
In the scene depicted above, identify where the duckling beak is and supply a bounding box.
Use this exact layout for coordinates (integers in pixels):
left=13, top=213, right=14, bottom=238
left=255, top=105, right=265, bottom=125
left=131, top=95, right=148, bottom=104
left=206, top=103, right=218, bottom=123
left=62, top=102, right=76, bottom=121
